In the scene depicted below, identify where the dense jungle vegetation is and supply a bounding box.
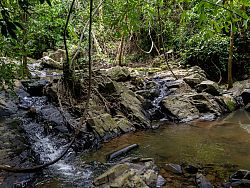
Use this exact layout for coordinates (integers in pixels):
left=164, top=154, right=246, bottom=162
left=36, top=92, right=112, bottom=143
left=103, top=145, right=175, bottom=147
left=0, top=0, right=249, bottom=88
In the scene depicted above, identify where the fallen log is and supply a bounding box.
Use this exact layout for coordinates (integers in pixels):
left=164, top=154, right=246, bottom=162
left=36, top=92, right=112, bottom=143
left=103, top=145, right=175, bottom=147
left=107, top=144, right=139, bottom=162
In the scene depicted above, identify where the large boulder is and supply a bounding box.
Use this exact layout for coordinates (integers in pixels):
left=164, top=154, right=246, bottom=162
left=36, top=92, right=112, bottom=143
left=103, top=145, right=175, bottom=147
left=21, top=79, right=49, bottom=96
left=183, top=73, right=207, bottom=88
left=240, top=88, right=250, bottom=105
left=187, top=93, right=226, bottom=116
left=120, top=90, right=150, bottom=128
left=106, top=66, right=130, bottom=81
left=195, top=80, right=220, bottom=96
left=93, top=160, right=162, bottom=188
left=87, top=113, right=135, bottom=140
left=40, top=56, right=63, bottom=70
left=161, top=94, right=200, bottom=121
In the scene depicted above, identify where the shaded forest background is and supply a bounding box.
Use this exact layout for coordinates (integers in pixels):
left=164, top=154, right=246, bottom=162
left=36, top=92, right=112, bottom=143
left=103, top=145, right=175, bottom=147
left=0, top=0, right=249, bottom=88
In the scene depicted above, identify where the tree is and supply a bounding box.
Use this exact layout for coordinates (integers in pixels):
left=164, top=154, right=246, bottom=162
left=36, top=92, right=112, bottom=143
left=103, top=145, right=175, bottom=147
left=179, top=0, right=249, bottom=88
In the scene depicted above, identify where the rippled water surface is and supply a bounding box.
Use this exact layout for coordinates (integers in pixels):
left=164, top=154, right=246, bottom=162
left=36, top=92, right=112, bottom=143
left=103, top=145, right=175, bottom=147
left=83, top=110, right=250, bottom=169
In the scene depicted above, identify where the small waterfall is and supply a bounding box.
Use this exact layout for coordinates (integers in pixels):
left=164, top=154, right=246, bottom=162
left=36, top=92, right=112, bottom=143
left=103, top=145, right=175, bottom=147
left=146, top=77, right=171, bottom=121
left=20, top=96, right=93, bottom=187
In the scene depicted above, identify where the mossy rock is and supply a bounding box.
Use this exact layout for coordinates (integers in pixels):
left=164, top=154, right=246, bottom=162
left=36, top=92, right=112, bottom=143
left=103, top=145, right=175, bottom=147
left=222, top=94, right=237, bottom=112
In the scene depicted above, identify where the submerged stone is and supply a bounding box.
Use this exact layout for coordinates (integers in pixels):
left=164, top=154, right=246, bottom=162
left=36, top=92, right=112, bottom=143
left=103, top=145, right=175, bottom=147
left=165, top=164, right=183, bottom=174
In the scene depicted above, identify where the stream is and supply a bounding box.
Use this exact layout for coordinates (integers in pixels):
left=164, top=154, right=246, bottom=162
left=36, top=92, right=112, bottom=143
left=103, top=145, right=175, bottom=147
left=0, top=64, right=250, bottom=187
left=83, top=109, right=250, bottom=169
left=2, top=109, right=249, bottom=187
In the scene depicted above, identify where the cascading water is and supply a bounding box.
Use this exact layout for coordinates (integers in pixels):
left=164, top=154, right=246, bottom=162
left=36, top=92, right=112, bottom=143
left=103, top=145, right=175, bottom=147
left=19, top=96, right=94, bottom=187
left=146, top=77, right=171, bottom=121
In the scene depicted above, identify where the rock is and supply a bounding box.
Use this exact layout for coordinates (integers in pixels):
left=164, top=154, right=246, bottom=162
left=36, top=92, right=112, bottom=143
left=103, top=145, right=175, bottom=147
left=87, top=113, right=119, bottom=139
left=161, top=94, right=200, bottom=121
left=106, top=66, right=130, bottom=81
left=98, top=81, right=123, bottom=95
left=183, top=165, right=199, bottom=174
left=21, top=79, right=49, bottom=96
left=93, top=163, right=130, bottom=186
left=165, top=164, right=183, bottom=174
left=245, top=103, right=250, bottom=112
left=0, top=96, right=18, bottom=116
left=240, top=88, right=250, bottom=105
left=221, top=94, right=237, bottom=112
left=156, top=175, right=166, bottom=188
left=187, top=66, right=207, bottom=78
left=136, top=89, right=160, bottom=100
left=115, top=118, right=135, bottom=133
left=195, top=173, right=213, bottom=188
left=120, top=91, right=150, bottom=128
left=228, top=169, right=250, bottom=187
left=165, top=79, right=186, bottom=89
left=187, top=93, right=226, bottom=116
left=47, top=49, right=66, bottom=62
left=183, top=73, right=207, bottom=88
left=195, top=80, right=220, bottom=96
left=143, top=169, right=158, bottom=187
left=36, top=105, right=72, bottom=133
left=40, top=56, right=63, bottom=69
left=93, top=161, right=160, bottom=188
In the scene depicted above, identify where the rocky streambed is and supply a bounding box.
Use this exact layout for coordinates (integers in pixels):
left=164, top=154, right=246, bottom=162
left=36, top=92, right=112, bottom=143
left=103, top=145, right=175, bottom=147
left=0, top=52, right=250, bottom=187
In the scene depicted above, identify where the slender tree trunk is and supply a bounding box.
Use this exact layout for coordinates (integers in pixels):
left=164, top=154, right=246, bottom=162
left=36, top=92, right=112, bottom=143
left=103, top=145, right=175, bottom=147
left=63, top=0, right=75, bottom=89
left=21, top=13, right=31, bottom=78
left=117, top=33, right=125, bottom=66
left=227, top=23, right=234, bottom=89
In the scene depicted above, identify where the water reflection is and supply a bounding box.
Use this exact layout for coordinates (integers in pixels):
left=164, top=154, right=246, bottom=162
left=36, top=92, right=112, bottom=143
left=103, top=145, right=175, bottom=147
left=83, top=110, right=250, bottom=169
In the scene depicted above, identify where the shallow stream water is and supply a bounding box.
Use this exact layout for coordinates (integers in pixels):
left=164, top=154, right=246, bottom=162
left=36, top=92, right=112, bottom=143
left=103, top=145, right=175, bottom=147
left=83, top=110, right=250, bottom=169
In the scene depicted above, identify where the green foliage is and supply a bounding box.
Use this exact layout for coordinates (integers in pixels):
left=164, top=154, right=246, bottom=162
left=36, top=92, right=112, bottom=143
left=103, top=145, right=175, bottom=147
left=0, top=59, right=18, bottom=89
left=183, top=32, right=229, bottom=81
left=0, top=0, right=51, bottom=39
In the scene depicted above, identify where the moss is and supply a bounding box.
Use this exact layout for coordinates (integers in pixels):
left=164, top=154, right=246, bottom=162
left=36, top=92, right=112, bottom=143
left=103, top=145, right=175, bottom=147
left=226, top=100, right=236, bottom=112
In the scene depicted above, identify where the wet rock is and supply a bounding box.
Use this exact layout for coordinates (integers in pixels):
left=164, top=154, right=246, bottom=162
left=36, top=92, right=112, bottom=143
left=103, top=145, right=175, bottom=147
left=93, top=161, right=162, bottom=188
left=156, top=175, right=166, bottom=187
left=93, top=163, right=130, bottom=186
left=106, top=66, right=130, bottom=81
left=195, top=173, right=213, bottom=188
left=195, top=80, right=220, bottom=96
left=240, top=88, right=250, bottom=105
left=0, top=96, right=18, bottom=116
left=245, top=103, right=250, bottom=112
left=183, top=165, right=199, bottom=174
left=87, top=113, right=120, bottom=139
left=36, top=105, right=70, bottom=133
left=40, top=56, right=63, bottom=69
left=21, top=79, right=49, bottom=96
left=120, top=91, right=150, bottom=128
left=187, top=93, right=225, bottom=116
left=183, top=73, right=207, bottom=88
left=136, top=89, right=160, bottom=100
left=165, top=164, right=183, bottom=174
left=165, top=79, right=185, bottom=89
left=221, top=94, right=237, bottom=112
left=115, top=117, right=135, bottom=133
left=161, top=94, right=200, bottom=121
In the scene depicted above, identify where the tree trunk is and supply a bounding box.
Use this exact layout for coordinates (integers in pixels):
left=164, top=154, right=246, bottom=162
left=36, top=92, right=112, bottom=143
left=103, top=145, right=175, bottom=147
left=63, top=0, right=75, bottom=89
left=117, top=33, right=125, bottom=66
left=227, top=23, right=234, bottom=89
left=21, top=13, right=31, bottom=78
